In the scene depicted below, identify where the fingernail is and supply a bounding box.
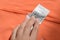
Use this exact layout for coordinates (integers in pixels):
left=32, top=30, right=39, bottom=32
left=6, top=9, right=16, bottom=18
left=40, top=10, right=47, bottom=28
left=31, top=16, right=35, bottom=18
left=31, top=16, right=35, bottom=20
left=36, top=18, right=40, bottom=24
left=26, top=15, right=30, bottom=19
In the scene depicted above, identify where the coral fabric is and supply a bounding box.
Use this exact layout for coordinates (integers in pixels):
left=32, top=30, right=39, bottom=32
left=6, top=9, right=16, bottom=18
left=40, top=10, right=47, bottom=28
left=0, top=0, right=60, bottom=40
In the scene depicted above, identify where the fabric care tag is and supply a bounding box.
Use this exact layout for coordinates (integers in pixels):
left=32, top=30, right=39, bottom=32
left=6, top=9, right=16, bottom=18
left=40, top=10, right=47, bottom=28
left=27, top=4, right=50, bottom=24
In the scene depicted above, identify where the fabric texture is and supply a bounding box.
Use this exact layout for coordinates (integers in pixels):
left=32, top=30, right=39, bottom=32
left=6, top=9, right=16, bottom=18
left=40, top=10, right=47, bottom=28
left=0, top=0, right=60, bottom=40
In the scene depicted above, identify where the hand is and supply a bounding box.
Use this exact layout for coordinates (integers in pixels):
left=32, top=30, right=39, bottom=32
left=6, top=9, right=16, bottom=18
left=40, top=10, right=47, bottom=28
left=10, top=16, right=40, bottom=40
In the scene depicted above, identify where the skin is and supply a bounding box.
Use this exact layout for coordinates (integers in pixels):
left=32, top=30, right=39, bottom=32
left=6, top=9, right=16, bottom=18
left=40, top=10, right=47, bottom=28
left=10, top=16, right=40, bottom=40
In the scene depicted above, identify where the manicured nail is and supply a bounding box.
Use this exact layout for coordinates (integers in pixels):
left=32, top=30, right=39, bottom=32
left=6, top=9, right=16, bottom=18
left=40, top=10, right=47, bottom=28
left=36, top=18, right=40, bottom=23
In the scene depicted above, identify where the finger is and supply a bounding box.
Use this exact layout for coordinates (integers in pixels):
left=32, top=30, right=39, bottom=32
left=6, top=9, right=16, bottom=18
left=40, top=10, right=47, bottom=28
left=30, top=19, right=39, bottom=40
left=16, top=16, right=29, bottom=39
left=10, top=26, right=19, bottom=40
left=23, top=16, right=35, bottom=36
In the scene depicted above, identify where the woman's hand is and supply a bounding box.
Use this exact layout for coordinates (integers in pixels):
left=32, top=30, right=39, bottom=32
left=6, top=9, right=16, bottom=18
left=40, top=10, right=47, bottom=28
left=10, top=16, right=40, bottom=40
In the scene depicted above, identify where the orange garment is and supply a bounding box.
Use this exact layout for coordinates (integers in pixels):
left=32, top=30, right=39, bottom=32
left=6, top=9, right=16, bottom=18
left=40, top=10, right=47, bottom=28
left=0, top=0, right=60, bottom=40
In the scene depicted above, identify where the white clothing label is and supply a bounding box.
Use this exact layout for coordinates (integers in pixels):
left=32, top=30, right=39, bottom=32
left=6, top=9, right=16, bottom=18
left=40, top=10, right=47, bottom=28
left=27, top=4, right=50, bottom=24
